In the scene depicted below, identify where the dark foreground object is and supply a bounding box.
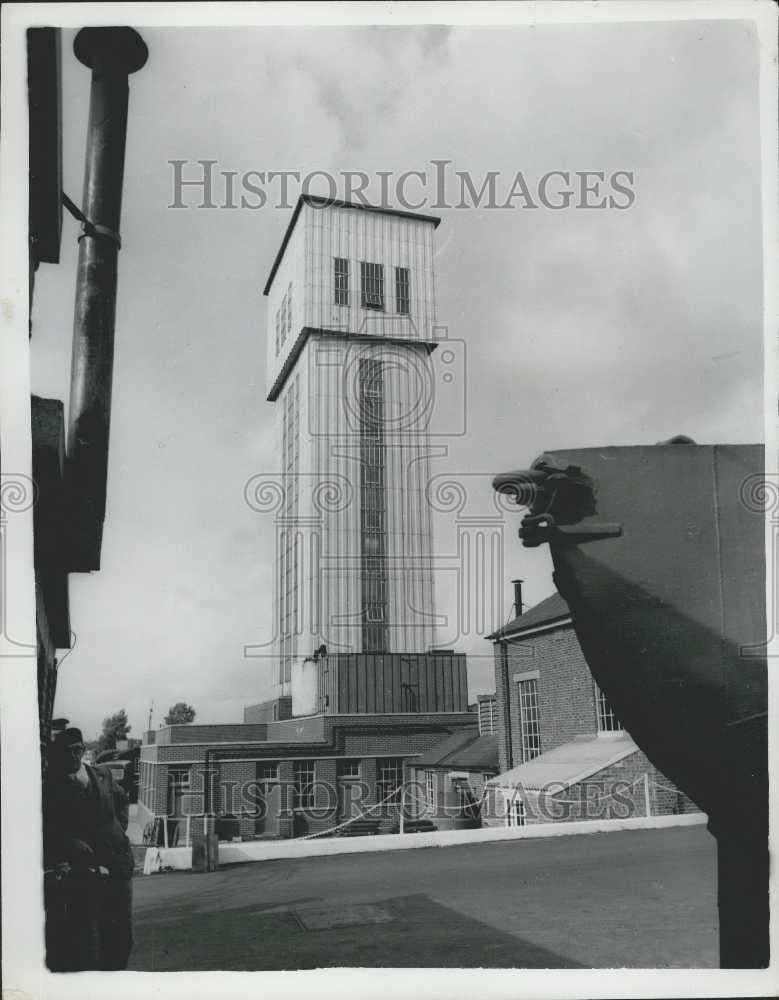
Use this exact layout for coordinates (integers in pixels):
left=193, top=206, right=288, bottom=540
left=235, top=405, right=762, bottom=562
left=45, top=870, right=133, bottom=971
left=494, top=442, right=768, bottom=967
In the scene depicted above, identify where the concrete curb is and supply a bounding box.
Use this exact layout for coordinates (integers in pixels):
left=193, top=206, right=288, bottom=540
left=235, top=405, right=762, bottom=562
left=143, top=811, right=707, bottom=873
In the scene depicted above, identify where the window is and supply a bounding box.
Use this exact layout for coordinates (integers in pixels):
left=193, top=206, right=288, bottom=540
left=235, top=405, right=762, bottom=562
left=280, top=293, right=287, bottom=347
left=517, top=677, right=540, bottom=762
left=275, top=283, right=293, bottom=355
left=360, top=261, right=384, bottom=310
left=363, top=508, right=384, bottom=532
left=425, top=770, right=436, bottom=811
left=334, top=257, right=349, bottom=306
left=377, top=757, right=403, bottom=802
left=167, top=767, right=191, bottom=815
left=293, top=760, right=316, bottom=809
left=359, top=359, right=388, bottom=652
left=363, top=462, right=382, bottom=486
left=595, top=683, right=624, bottom=733
left=363, top=574, right=386, bottom=602
left=365, top=602, right=386, bottom=623
left=168, top=766, right=191, bottom=791
left=258, top=762, right=279, bottom=783
left=395, top=266, right=410, bottom=314
left=506, top=796, right=526, bottom=827
left=364, top=625, right=387, bottom=652
left=338, top=760, right=360, bottom=779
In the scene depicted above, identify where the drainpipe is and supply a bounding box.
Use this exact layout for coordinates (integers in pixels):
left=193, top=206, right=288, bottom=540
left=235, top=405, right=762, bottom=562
left=501, top=641, right=513, bottom=769
left=67, top=27, right=148, bottom=569
left=501, top=580, right=523, bottom=770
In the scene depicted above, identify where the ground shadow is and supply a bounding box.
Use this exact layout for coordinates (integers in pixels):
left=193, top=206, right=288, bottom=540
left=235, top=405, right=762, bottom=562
left=129, top=891, right=586, bottom=970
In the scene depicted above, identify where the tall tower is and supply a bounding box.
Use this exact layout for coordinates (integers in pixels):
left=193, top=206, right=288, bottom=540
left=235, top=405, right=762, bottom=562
left=264, top=195, right=444, bottom=697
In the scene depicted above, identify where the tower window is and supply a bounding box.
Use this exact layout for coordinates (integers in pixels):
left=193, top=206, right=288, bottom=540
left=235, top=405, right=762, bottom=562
left=360, top=261, right=384, bottom=311
left=395, top=267, right=410, bottom=314
left=334, top=257, right=349, bottom=306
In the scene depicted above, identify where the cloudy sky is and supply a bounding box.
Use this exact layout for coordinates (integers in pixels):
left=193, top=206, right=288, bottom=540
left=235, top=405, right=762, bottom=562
left=30, top=15, right=765, bottom=740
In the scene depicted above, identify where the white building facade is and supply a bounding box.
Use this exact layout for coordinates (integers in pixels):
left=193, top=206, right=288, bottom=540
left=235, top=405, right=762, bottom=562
left=264, top=196, right=445, bottom=691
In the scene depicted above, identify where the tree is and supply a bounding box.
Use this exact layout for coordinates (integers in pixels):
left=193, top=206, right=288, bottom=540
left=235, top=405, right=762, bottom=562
left=164, top=702, right=196, bottom=726
left=98, top=709, right=131, bottom=752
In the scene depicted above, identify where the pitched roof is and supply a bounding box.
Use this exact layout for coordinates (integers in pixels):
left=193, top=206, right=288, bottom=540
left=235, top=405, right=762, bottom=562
left=263, top=194, right=442, bottom=296
left=413, top=729, right=498, bottom=770
left=489, top=734, right=638, bottom=791
left=488, top=591, right=571, bottom=641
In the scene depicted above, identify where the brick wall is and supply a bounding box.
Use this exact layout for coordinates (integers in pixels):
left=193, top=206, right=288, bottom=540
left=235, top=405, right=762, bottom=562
left=341, top=727, right=456, bottom=757
left=141, top=712, right=477, bottom=841
left=484, top=748, right=701, bottom=827
left=507, top=625, right=597, bottom=754
left=539, top=749, right=700, bottom=824
left=494, top=622, right=605, bottom=771
left=218, top=760, right=257, bottom=837
left=155, top=723, right=269, bottom=744
left=407, top=765, right=496, bottom=831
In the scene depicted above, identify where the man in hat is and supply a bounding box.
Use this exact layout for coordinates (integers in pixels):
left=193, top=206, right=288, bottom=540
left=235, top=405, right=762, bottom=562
left=43, top=727, right=135, bottom=971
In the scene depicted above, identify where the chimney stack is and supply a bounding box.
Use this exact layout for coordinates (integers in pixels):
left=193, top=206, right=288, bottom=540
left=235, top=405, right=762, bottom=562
left=511, top=579, right=523, bottom=617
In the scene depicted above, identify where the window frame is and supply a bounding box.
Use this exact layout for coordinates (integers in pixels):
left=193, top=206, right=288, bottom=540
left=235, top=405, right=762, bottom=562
left=517, top=676, right=541, bottom=763
left=506, top=796, right=526, bottom=827
left=334, top=257, right=349, bottom=307
left=376, top=757, right=403, bottom=802
left=594, top=683, right=624, bottom=735
left=395, top=266, right=410, bottom=315
left=360, top=261, right=385, bottom=311
left=257, top=761, right=280, bottom=783
left=293, top=759, right=316, bottom=810
left=337, top=759, right=361, bottom=779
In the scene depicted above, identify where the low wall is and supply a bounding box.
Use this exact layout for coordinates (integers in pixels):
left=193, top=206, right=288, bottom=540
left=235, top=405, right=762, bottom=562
left=143, top=811, right=707, bottom=872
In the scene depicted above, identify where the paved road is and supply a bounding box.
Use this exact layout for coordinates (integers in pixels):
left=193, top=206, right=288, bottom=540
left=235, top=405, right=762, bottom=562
left=129, top=824, right=717, bottom=970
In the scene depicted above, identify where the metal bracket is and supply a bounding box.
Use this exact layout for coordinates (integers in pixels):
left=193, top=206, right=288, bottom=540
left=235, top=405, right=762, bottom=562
left=62, top=192, right=122, bottom=249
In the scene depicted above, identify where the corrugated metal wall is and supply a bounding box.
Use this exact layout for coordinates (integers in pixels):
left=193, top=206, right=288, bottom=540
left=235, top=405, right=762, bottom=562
left=319, top=652, right=468, bottom=714
left=304, top=201, right=437, bottom=341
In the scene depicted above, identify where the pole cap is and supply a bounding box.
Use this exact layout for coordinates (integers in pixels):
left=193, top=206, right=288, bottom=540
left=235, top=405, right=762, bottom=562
left=74, top=27, right=148, bottom=74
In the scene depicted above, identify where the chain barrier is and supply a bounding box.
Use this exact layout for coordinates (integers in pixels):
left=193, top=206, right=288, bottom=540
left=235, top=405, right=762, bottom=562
left=297, top=786, right=404, bottom=840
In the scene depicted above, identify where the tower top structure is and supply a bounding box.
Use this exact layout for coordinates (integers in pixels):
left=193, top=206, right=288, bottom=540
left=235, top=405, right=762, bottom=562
left=263, top=194, right=441, bottom=297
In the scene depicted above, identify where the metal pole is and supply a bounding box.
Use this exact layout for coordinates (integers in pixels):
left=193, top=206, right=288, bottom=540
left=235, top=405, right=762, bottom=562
left=643, top=772, right=651, bottom=818
left=67, top=28, right=147, bottom=569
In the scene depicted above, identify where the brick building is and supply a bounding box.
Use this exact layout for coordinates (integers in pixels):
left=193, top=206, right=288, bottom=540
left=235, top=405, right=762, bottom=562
left=137, top=682, right=476, bottom=843
left=406, top=728, right=498, bottom=831
left=484, top=591, right=700, bottom=827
